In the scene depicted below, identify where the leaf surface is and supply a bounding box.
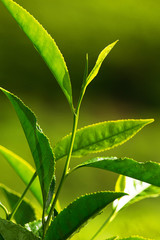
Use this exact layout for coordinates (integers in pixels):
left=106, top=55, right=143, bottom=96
left=74, top=157, right=160, bottom=187
left=0, top=0, right=73, bottom=108
left=85, top=41, right=118, bottom=87
left=0, top=218, right=40, bottom=240
left=45, top=191, right=125, bottom=240
left=0, top=145, right=42, bottom=206
left=113, top=175, right=160, bottom=212
left=0, top=184, right=38, bottom=226
left=118, top=237, right=151, bottom=240
left=54, top=119, right=153, bottom=160
left=0, top=88, right=55, bottom=215
left=25, top=220, right=42, bottom=238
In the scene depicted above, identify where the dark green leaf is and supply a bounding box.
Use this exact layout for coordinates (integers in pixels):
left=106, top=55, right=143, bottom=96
left=0, top=88, right=55, bottom=216
left=54, top=119, right=153, bottom=160
left=0, top=234, right=4, bottom=240
left=74, top=157, right=160, bottom=187
left=0, top=145, right=42, bottom=206
left=0, top=184, right=39, bottom=226
left=45, top=191, right=126, bottom=240
left=25, top=220, right=42, bottom=238
left=113, top=175, right=160, bottom=212
left=85, top=41, right=118, bottom=87
left=0, top=218, right=40, bottom=240
left=0, top=0, right=73, bottom=109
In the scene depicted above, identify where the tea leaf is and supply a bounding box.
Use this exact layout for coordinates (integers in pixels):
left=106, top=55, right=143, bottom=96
left=74, top=157, right=160, bottom=187
left=45, top=191, right=126, bottom=240
left=113, top=175, right=160, bottom=212
left=85, top=41, right=118, bottom=87
left=0, top=184, right=39, bottom=226
left=0, top=218, right=40, bottom=240
left=0, top=88, right=55, bottom=215
left=0, top=0, right=73, bottom=109
left=0, top=145, right=42, bottom=206
left=25, top=219, right=42, bottom=238
left=54, top=119, right=153, bottom=160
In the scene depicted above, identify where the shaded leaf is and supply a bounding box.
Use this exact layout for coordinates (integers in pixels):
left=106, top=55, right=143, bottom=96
left=113, top=175, right=160, bottom=212
left=25, top=219, right=42, bottom=238
left=0, top=218, right=39, bottom=240
left=0, top=184, right=39, bottom=226
left=0, top=145, right=42, bottom=206
left=0, top=0, right=73, bottom=108
left=45, top=191, right=126, bottom=240
left=85, top=41, right=118, bottom=87
left=54, top=119, right=153, bottom=160
left=74, top=157, right=160, bottom=187
left=0, top=88, right=55, bottom=216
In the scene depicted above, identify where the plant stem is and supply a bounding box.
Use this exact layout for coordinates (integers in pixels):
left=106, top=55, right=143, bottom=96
left=7, top=171, right=37, bottom=221
left=43, top=85, right=87, bottom=237
left=90, top=209, right=117, bottom=240
left=0, top=202, right=9, bottom=219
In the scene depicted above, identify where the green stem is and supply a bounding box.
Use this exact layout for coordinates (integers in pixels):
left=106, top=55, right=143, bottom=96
left=43, top=86, right=87, bottom=237
left=0, top=202, right=9, bottom=219
left=8, top=171, right=37, bottom=221
left=90, top=209, right=117, bottom=240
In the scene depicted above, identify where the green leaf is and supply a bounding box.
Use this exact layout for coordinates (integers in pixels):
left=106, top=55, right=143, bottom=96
left=0, top=0, right=73, bottom=109
left=0, top=218, right=40, bottom=240
left=85, top=41, right=118, bottom=87
left=0, top=234, right=4, bottom=240
left=0, top=145, right=42, bottom=206
left=113, top=175, right=160, bottom=212
left=44, top=191, right=126, bottom=240
left=0, top=88, right=55, bottom=215
left=74, top=157, right=160, bottom=187
left=0, top=184, right=39, bottom=226
left=54, top=119, right=153, bottom=160
left=25, top=220, right=42, bottom=238
left=118, top=237, right=152, bottom=240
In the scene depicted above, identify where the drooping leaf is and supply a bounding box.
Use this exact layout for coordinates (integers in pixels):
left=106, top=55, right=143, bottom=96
left=25, top=219, right=42, bottom=238
left=45, top=191, right=126, bottom=240
left=0, top=184, right=39, bottom=226
left=54, top=119, right=153, bottom=160
left=74, top=157, right=160, bottom=187
left=0, top=88, right=55, bottom=216
left=0, top=218, right=40, bottom=240
left=0, top=0, right=73, bottom=109
left=113, top=175, right=160, bottom=212
left=85, top=41, right=118, bottom=87
left=0, top=145, right=42, bottom=206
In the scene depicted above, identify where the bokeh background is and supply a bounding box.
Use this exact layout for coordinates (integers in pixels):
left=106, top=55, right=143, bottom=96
left=1, top=0, right=160, bottom=239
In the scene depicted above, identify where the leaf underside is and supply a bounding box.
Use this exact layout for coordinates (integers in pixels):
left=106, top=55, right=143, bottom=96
left=0, top=88, right=55, bottom=215
left=45, top=191, right=126, bottom=240
left=54, top=119, right=153, bottom=160
left=0, top=0, right=73, bottom=108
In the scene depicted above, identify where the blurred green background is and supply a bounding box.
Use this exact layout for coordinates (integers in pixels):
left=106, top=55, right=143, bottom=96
left=1, top=0, right=160, bottom=239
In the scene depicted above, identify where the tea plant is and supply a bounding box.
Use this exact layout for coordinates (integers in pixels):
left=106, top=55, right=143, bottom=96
left=0, top=0, right=160, bottom=239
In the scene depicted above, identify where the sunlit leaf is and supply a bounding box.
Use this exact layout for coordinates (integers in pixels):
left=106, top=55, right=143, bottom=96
left=0, top=145, right=42, bottom=206
left=0, top=0, right=73, bottom=109
left=0, top=88, right=56, bottom=217
left=118, top=237, right=151, bottom=240
left=113, top=175, right=160, bottom=212
left=0, top=218, right=39, bottom=240
left=45, top=191, right=126, bottom=240
left=85, top=41, right=118, bottom=87
left=0, top=184, right=39, bottom=226
left=54, top=119, right=153, bottom=160
left=74, top=157, right=160, bottom=187
left=25, top=219, right=42, bottom=238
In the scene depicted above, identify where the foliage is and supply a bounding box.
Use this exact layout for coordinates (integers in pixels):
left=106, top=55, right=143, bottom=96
left=0, top=0, right=159, bottom=239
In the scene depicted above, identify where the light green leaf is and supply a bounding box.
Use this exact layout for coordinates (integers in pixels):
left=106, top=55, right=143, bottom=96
left=0, top=145, right=42, bottom=206
left=0, top=218, right=40, bottom=240
left=0, top=0, right=73, bottom=109
left=0, top=184, right=39, bottom=226
left=85, top=41, right=118, bottom=87
left=113, top=175, right=160, bottom=212
left=118, top=237, right=152, bottom=240
left=74, top=157, right=160, bottom=187
left=0, top=88, right=55, bottom=216
left=25, top=220, right=42, bottom=238
left=45, top=191, right=126, bottom=240
left=54, top=119, right=153, bottom=160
